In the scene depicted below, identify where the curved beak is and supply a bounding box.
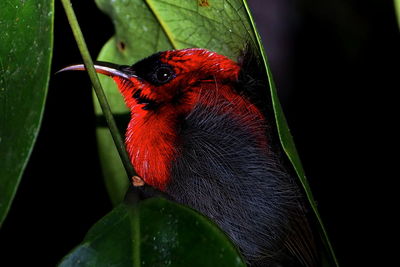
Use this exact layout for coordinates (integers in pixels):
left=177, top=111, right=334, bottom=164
left=57, top=62, right=133, bottom=80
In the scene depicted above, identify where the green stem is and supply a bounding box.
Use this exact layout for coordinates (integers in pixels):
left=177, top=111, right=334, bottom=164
left=60, top=0, right=137, bottom=180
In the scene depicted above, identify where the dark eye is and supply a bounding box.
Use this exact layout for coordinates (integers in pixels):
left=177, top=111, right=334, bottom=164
left=153, top=65, right=174, bottom=84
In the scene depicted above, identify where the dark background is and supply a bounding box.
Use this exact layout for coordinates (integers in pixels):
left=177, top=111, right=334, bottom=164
left=1, top=0, right=398, bottom=266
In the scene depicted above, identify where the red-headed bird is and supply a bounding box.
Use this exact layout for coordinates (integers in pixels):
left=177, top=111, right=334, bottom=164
left=61, top=48, right=318, bottom=267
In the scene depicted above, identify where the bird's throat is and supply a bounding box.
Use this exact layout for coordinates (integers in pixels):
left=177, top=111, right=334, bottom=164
left=125, top=107, right=179, bottom=190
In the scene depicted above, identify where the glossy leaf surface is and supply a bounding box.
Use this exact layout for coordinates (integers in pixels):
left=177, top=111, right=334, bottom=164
left=0, top=0, right=54, bottom=226
left=59, top=198, right=245, bottom=267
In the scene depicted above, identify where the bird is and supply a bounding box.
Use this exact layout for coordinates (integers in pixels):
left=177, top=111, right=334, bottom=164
left=60, top=48, right=319, bottom=267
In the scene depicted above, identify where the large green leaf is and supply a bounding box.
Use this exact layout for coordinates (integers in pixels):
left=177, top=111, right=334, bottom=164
left=59, top=198, right=245, bottom=267
left=0, top=0, right=54, bottom=226
left=93, top=0, right=337, bottom=264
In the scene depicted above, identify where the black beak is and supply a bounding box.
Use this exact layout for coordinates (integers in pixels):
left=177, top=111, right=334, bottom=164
left=57, top=62, right=135, bottom=80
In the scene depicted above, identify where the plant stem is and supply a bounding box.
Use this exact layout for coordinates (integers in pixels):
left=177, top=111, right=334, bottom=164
left=60, top=0, right=137, bottom=180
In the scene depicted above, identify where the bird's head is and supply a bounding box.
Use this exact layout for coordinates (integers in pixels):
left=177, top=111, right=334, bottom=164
left=59, top=48, right=258, bottom=190
left=61, top=48, right=240, bottom=115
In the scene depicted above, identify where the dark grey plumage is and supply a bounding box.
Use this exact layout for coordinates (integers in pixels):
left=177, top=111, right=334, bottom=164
left=166, top=88, right=317, bottom=266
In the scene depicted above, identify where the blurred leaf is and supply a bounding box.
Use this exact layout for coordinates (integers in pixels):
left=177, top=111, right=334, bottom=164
left=59, top=198, right=245, bottom=267
left=0, top=0, right=54, bottom=226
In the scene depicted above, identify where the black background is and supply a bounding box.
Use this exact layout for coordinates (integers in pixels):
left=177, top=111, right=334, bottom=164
left=1, top=0, right=398, bottom=266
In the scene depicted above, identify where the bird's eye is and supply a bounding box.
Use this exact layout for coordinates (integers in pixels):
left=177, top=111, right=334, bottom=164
left=153, top=65, right=174, bottom=85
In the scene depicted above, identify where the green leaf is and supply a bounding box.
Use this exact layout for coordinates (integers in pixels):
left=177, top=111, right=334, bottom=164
left=145, top=0, right=257, bottom=58
left=94, top=0, right=337, bottom=264
left=59, top=198, right=246, bottom=267
left=0, top=0, right=54, bottom=226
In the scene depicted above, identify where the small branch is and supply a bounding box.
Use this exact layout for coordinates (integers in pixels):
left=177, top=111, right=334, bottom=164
left=60, top=0, right=137, bottom=180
